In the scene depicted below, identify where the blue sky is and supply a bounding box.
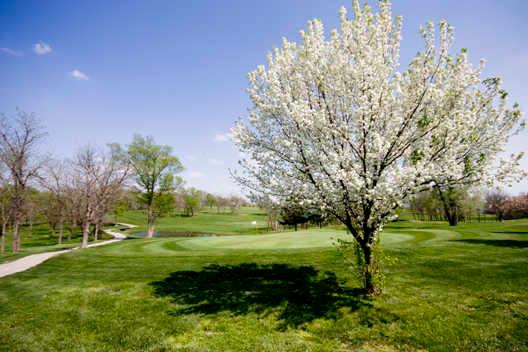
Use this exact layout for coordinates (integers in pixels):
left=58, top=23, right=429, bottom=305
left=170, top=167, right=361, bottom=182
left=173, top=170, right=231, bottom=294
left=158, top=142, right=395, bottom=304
left=0, top=0, right=526, bottom=195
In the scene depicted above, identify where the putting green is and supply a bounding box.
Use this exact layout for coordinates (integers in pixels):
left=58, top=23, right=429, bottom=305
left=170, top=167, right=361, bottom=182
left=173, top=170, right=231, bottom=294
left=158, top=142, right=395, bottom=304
left=101, top=228, right=441, bottom=257
left=171, top=228, right=446, bottom=250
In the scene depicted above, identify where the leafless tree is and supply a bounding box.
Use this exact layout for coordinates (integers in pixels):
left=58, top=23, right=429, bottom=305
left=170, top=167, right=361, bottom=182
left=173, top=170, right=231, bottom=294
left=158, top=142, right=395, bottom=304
left=69, top=145, right=129, bottom=248
left=41, top=160, right=69, bottom=244
left=485, top=189, right=508, bottom=221
left=0, top=111, right=47, bottom=252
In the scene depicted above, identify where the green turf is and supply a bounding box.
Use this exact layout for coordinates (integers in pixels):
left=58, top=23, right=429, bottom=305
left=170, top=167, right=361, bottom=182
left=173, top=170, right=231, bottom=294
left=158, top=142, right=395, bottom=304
left=0, top=223, right=112, bottom=264
left=0, top=212, right=526, bottom=351
left=118, top=207, right=270, bottom=236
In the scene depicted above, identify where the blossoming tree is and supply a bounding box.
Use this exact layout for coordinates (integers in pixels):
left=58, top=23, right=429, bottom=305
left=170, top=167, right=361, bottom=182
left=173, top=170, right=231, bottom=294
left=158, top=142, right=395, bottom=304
left=232, top=1, right=524, bottom=294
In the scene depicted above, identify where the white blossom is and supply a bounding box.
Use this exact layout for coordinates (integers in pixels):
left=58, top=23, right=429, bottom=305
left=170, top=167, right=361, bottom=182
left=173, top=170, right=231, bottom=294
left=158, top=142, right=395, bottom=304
left=231, top=1, right=524, bottom=291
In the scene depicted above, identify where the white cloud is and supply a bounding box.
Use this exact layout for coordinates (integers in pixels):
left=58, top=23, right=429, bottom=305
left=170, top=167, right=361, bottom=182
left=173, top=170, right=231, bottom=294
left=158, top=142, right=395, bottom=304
left=187, top=171, right=205, bottom=179
left=0, top=47, right=23, bottom=57
left=70, top=69, right=90, bottom=80
left=33, top=42, right=52, bottom=55
left=213, top=132, right=232, bottom=142
left=208, top=158, right=224, bottom=166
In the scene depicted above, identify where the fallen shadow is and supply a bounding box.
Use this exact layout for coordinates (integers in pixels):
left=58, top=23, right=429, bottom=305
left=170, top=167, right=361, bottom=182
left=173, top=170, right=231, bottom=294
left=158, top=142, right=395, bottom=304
left=453, top=239, right=528, bottom=248
left=151, top=263, right=373, bottom=328
left=490, top=230, right=528, bottom=235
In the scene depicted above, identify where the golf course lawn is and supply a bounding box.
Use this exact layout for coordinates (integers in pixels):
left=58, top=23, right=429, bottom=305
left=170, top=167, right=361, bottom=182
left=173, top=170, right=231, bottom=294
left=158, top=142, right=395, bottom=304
left=0, top=223, right=112, bottom=264
left=117, top=207, right=270, bottom=236
left=0, top=216, right=526, bottom=351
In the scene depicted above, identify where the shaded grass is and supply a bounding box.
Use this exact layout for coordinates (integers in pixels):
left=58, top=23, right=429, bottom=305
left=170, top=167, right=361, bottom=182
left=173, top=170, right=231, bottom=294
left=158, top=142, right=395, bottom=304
left=453, top=239, right=528, bottom=248
left=151, top=263, right=370, bottom=329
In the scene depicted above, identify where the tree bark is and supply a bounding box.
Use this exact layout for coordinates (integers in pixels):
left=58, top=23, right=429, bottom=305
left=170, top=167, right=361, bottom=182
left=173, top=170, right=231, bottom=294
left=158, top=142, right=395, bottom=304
left=12, top=220, right=20, bottom=252
left=94, top=222, right=100, bottom=241
left=81, top=221, right=90, bottom=248
left=436, top=186, right=459, bottom=226
left=0, top=222, right=5, bottom=253
left=28, top=216, right=33, bottom=237
left=346, top=222, right=380, bottom=295
left=447, top=215, right=458, bottom=226
left=57, top=220, right=64, bottom=245
left=68, top=223, right=74, bottom=241
left=147, top=223, right=155, bottom=238
left=49, top=222, right=56, bottom=238
left=361, top=243, right=378, bottom=295
left=147, top=206, right=154, bottom=238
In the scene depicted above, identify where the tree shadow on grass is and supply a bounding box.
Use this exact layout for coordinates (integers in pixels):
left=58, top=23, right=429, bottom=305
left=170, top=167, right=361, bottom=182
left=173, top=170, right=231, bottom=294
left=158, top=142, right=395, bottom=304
left=151, top=263, right=377, bottom=328
left=490, top=230, right=528, bottom=236
left=453, top=239, right=528, bottom=248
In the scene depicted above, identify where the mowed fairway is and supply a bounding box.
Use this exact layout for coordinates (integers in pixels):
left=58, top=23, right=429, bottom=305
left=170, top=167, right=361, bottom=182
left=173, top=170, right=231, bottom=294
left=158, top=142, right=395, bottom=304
left=0, top=212, right=527, bottom=351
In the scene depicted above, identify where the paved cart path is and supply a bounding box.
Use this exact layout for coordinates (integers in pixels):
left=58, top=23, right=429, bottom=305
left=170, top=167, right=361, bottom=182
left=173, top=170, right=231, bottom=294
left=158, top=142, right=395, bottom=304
left=0, top=223, right=136, bottom=278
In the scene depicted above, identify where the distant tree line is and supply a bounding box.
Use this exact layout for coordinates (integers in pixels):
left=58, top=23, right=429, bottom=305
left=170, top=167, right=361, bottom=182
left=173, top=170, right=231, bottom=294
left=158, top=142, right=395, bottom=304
left=483, top=190, right=528, bottom=221
left=408, top=187, right=528, bottom=224
left=254, top=195, right=334, bottom=232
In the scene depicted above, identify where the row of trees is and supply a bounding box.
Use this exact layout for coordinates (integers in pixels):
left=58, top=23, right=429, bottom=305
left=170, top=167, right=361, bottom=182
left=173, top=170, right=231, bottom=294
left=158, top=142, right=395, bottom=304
left=0, top=113, right=247, bottom=252
left=0, top=112, right=131, bottom=252
left=255, top=195, right=331, bottom=232
left=408, top=188, right=528, bottom=224
left=484, top=190, right=528, bottom=221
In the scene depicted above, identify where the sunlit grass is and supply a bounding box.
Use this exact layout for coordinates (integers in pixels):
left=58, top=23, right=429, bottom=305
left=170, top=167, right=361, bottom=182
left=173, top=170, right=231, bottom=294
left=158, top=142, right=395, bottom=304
left=0, top=211, right=526, bottom=351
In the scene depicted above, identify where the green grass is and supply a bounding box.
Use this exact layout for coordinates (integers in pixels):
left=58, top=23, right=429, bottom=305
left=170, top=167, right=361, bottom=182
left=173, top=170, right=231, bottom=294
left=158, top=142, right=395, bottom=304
left=0, top=210, right=527, bottom=351
left=118, top=207, right=270, bottom=236
left=0, top=223, right=112, bottom=264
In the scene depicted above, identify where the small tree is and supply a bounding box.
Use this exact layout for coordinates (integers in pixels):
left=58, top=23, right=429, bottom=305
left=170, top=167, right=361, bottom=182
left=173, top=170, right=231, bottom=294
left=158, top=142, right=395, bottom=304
left=485, top=189, right=508, bottom=221
left=215, top=196, right=228, bottom=213
left=255, top=194, right=280, bottom=231
left=279, top=200, right=309, bottom=231
left=232, top=1, right=524, bottom=294
left=205, top=193, right=217, bottom=209
left=183, top=188, right=201, bottom=217
left=125, top=135, right=183, bottom=238
left=502, top=193, right=528, bottom=219
left=227, top=195, right=244, bottom=214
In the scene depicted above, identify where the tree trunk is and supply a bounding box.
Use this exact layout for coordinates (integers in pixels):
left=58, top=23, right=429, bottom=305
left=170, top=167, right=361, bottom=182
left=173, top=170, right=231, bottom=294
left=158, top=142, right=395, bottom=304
left=147, top=223, right=155, bottom=238
left=361, top=243, right=378, bottom=295
left=0, top=222, right=5, bottom=253
left=94, top=222, right=100, bottom=241
left=147, top=206, right=154, bottom=238
left=28, top=216, right=33, bottom=237
left=49, top=222, right=56, bottom=238
left=81, top=221, right=90, bottom=248
left=347, top=221, right=380, bottom=295
left=12, top=220, right=20, bottom=252
left=436, top=187, right=458, bottom=226
left=68, top=223, right=74, bottom=241
left=57, top=220, right=64, bottom=245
